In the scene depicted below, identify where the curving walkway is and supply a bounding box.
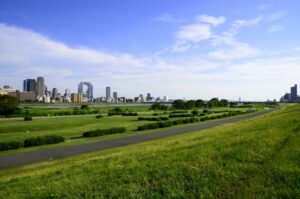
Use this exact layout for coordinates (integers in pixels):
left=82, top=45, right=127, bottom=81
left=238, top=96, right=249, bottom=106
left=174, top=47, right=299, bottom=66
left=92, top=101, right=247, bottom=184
left=0, top=109, right=277, bottom=169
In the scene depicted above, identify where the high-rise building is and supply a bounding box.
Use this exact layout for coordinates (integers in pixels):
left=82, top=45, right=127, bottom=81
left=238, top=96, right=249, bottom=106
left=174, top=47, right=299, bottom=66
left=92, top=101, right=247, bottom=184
left=106, top=87, right=111, bottom=99
left=52, top=88, right=58, bottom=98
left=65, top=89, right=71, bottom=97
left=78, top=82, right=93, bottom=101
left=36, top=77, right=45, bottom=98
left=23, top=79, right=36, bottom=92
left=291, top=84, right=297, bottom=102
left=113, top=92, right=118, bottom=100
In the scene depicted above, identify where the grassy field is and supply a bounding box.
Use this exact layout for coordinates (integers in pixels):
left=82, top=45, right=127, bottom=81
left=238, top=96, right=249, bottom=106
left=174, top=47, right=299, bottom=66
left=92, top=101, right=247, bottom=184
left=0, top=105, right=260, bottom=155
left=0, top=104, right=298, bottom=198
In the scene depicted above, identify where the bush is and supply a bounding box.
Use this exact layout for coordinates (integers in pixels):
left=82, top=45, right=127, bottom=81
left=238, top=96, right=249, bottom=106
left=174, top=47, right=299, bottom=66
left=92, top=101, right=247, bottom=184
left=192, top=110, right=199, bottom=116
left=169, top=113, right=194, bottom=118
left=159, top=117, right=169, bottom=121
left=0, top=141, right=23, bottom=151
left=158, top=121, right=173, bottom=128
left=24, top=135, right=65, bottom=147
left=171, top=110, right=189, bottom=114
left=138, top=117, right=161, bottom=121
left=80, top=104, right=89, bottom=110
left=96, top=114, right=104, bottom=119
left=137, top=123, right=160, bottom=131
left=122, top=112, right=138, bottom=116
left=83, top=127, right=126, bottom=137
left=24, top=115, right=32, bottom=121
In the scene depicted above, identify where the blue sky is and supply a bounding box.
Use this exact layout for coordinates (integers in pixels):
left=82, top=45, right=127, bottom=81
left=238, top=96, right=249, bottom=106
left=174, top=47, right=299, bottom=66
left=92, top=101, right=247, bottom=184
left=0, top=0, right=300, bottom=100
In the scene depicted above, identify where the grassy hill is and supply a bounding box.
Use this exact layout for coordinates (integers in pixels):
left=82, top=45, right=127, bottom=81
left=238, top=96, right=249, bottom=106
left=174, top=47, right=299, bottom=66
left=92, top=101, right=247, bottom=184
left=0, top=104, right=299, bottom=198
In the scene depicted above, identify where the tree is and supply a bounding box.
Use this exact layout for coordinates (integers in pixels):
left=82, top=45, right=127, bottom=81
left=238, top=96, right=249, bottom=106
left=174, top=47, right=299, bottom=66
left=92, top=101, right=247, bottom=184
left=0, top=95, right=20, bottom=116
left=220, top=99, right=229, bottom=107
left=195, top=99, right=206, bottom=108
left=172, top=100, right=186, bottom=109
left=207, top=98, right=219, bottom=108
left=186, top=100, right=196, bottom=109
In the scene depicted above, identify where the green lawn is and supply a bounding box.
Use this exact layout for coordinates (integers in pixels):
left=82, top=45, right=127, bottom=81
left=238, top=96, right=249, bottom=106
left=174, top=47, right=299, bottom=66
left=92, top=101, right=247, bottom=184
left=0, top=104, right=298, bottom=198
left=0, top=105, right=265, bottom=155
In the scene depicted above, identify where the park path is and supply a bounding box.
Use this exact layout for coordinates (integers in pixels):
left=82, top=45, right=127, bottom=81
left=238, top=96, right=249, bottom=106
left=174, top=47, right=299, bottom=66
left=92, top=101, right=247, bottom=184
left=0, top=109, right=277, bottom=169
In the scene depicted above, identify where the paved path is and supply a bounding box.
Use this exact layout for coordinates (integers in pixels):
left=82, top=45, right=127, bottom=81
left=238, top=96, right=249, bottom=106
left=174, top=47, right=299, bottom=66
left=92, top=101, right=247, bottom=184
left=0, top=109, right=277, bottom=169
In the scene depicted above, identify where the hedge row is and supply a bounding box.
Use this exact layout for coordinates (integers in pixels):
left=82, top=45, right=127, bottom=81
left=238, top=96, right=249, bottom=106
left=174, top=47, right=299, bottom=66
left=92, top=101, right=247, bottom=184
left=137, top=118, right=198, bottom=131
left=122, top=112, right=138, bottom=116
left=0, top=135, right=65, bottom=151
left=137, top=111, right=255, bottom=131
left=171, top=110, right=189, bottom=114
left=108, top=111, right=123, bottom=116
left=24, top=135, right=65, bottom=147
left=138, top=117, right=169, bottom=121
left=82, top=127, right=126, bottom=137
left=169, top=113, right=194, bottom=118
left=0, top=141, right=23, bottom=151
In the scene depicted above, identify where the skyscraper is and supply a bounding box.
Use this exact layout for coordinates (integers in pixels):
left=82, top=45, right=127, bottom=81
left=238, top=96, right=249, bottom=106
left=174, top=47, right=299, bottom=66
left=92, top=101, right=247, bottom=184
left=113, top=91, right=118, bottom=100
left=106, top=87, right=111, bottom=99
left=36, top=77, right=45, bottom=98
left=291, top=84, right=297, bottom=102
left=52, top=88, right=58, bottom=98
left=23, top=79, right=36, bottom=92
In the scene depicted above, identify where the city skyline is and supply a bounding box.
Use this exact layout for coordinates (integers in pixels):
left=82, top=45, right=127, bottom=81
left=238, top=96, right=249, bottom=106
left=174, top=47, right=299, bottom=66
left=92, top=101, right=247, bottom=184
left=1, top=0, right=300, bottom=100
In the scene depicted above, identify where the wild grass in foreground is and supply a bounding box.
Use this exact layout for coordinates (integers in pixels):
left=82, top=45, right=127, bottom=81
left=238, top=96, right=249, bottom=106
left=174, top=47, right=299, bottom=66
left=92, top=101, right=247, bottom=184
left=0, top=105, right=299, bottom=198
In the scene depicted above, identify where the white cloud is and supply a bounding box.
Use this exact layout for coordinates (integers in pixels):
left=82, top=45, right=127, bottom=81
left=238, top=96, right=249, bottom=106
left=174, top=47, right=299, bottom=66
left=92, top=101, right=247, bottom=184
left=268, top=25, right=284, bottom=33
left=155, top=14, right=184, bottom=23
left=209, top=35, right=262, bottom=60
left=0, top=23, right=299, bottom=101
left=196, top=15, right=226, bottom=26
left=232, top=16, right=263, bottom=29
left=265, top=11, right=286, bottom=22
left=176, top=23, right=212, bottom=42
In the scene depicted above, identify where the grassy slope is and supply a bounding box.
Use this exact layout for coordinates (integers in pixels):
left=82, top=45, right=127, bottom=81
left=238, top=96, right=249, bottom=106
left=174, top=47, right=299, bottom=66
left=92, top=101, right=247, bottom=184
left=0, top=105, right=298, bottom=198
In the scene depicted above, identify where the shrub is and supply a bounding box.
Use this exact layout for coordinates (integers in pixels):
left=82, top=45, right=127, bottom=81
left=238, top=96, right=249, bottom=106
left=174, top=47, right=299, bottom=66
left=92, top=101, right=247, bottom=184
left=192, top=110, right=199, bottom=115
left=24, top=115, right=32, bottom=121
left=0, top=141, right=23, bottom=151
left=96, top=114, right=104, bottom=119
left=158, top=121, right=173, bottom=128
left=159, top=117, right=169, bottom=121
left=83, top=127, right=126, bottom=137
left=122, top=112, right=138, bottom=116
left=80, top=104, right=89, bottom=110
left=171, top=110, right=189, bottom=114
left=24, top=135, right=65, bottom=147
left=169, top=113, right=193, bottom=118
left=138, top=117, right=161, bottom=121
left=137, top=123, right=160, bottom=131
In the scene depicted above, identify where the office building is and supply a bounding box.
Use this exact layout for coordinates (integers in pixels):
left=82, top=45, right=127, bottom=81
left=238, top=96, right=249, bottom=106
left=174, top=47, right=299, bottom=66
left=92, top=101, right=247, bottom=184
left=78, top=82, right=93, bottom=101
left=36, top=77, right=45, bottom=98
left=52, top=88, right=58, bottom=98
left=71, top=93, right=84, bottom=103
left=106, top=87, right=111, bottom=99
left=23, top=79, right=36, bottom=92
left=113, top=91, right=118, bottom=101
left=291, top=84, right=297, bottom=102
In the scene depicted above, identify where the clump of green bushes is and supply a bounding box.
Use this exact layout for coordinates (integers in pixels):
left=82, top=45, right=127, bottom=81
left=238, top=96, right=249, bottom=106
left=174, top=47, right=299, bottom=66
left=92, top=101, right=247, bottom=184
left=24, top=115, right=32, bottom=121
left=137, top=118, right=199, bottom=131
left=108, top=108, right=123, bottom=116
left=138, top=117, right=169, bottom=121
left=0, top=134, right=65, bottom=151
left=171, top=110, right=189, bottom=114
left=24, top=135, right=65, bottom=147
left=83, top=127, right=126, bottom=137
left=169, top=113, right=194, bottom=118
left=0, top=141, right=23, bottom=151
left=96, top=114, right=104, bottom=119
left=122, top=112, right=138, bottom=116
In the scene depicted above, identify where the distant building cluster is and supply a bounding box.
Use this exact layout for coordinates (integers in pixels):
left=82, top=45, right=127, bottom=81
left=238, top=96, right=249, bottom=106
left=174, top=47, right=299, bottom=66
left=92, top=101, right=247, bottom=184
left=0, top=76, right=172, bottom=103
left=280, top=84, right=299, bottom=102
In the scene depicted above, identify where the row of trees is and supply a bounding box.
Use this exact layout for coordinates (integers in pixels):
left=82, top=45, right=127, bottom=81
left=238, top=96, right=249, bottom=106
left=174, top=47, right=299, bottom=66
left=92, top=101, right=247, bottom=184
left=172, top=98, right=229, bottom=109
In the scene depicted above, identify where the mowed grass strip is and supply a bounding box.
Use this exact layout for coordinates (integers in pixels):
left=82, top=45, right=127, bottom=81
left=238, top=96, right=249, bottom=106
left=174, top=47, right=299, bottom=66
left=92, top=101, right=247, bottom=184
left=0, top=105, right=298, bottom=198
